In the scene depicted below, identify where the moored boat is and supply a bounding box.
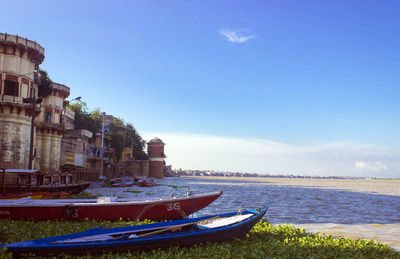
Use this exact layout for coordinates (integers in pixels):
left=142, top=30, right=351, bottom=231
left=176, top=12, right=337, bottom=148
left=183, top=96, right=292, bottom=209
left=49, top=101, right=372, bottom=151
left=0, top=191, right=223, bottom=221
left=0, top=169, right=90, bottom=195
left=111, top=181, right=135, bottom=187
left=137, top=177, right=157, bottom=187
left=2, top=205, right=267, bottom=256
left=0, top=193, right=45, bottom=199
left=138, top=181, right=157, bottom=187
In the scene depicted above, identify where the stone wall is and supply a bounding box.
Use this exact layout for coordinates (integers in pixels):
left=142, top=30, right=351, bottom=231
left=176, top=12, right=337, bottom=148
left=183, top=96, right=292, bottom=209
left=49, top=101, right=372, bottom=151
left=126, top=160, right=149, bottom=176
left=0, top=107, right=31, bottom=168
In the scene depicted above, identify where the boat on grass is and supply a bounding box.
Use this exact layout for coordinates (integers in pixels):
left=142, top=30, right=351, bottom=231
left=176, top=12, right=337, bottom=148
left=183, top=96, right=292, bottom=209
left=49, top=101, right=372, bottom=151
left=0, top=191, right=223, bottom=221
left=1, top=205, right=267, bottom=256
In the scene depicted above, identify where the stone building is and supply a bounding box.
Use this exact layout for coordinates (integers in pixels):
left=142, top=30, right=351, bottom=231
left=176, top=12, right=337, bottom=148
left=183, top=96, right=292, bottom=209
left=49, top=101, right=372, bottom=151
left=0, top=33, right=45, bottom=169
left=0, top=33, right=69, bottom=171
left=60, top=129, right=93, bottom=168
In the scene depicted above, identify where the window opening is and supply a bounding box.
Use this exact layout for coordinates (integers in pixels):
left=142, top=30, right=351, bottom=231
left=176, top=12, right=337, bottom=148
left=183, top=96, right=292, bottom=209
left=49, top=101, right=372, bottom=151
left=4, top=80, right=18, bottom=96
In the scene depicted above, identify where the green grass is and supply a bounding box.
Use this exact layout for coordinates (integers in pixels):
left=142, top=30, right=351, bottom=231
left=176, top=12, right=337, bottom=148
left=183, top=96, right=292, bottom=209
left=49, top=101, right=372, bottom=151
left=0, top=219, right=398, bottom=258
left=157, top=184, right=189, bottom=189
left=124, top=189, right=144, bottom=193
left=68, top=192, right=100, bottom=199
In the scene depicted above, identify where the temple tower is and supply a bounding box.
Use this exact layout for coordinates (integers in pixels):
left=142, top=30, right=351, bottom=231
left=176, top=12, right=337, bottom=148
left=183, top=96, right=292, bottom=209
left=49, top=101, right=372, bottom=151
left=0, top=33, right=45, bottom=169
left=147, top=137, right=165, bottom=178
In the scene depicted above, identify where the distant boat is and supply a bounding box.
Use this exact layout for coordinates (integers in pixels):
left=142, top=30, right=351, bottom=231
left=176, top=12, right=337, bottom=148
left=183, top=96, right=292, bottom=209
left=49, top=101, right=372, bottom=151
left=109, top=177, right=135, bottom=187
left=111, top=181, right=135, bottom=187
left=109, top=177, right=134, bottom=183
left=1, top=205, right=267, bottom=256
left=137, top=177, right=157, bottom=187
left=0, top=169, right=90, bottom=195
left=0, top=191, right=223, bottom=221
left=137, top=181, right=156, bottom=187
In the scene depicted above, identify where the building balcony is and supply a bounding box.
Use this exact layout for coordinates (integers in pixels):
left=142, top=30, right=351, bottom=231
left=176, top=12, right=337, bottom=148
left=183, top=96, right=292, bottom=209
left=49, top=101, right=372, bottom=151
left=36, top=121, right=66, bottom=131
left=0, top=95, right=41, bottom=114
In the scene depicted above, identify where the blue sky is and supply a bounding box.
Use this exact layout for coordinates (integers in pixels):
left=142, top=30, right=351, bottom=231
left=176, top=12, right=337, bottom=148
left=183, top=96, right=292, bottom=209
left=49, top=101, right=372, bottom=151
left=2, top=1, right=400, bottom=177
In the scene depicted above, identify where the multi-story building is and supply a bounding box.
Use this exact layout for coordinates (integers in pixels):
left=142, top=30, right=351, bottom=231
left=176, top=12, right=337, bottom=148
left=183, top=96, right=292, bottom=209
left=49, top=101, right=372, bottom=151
left=0, top=33, right=69, bottom=171
left=0, top=33, right=45, bottom=169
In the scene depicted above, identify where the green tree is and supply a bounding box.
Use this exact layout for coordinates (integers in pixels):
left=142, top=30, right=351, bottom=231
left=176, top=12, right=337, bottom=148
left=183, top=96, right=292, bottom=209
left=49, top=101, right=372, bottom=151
left=105, top=118, right=125, bottom=162
left=67, top=101, right=102, bottom=142
left=125, top=123, right=147, bottom=160
left=37, top=69, right=52, bottom=97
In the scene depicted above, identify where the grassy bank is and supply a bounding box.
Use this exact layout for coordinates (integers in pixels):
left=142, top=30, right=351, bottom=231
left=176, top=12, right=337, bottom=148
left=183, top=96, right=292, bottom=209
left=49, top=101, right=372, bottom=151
left=0, top=219, right=399, bottom=258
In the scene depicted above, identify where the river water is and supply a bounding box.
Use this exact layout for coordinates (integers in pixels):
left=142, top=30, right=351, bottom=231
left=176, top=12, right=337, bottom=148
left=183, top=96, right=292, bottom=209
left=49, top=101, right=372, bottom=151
left=86, top=176, right=400, bottom=251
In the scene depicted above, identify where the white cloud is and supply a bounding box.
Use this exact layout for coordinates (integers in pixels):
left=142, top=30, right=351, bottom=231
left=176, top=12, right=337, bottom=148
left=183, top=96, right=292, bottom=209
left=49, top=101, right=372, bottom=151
left=219, top=29, right=255, bottom=43
left=355, top=161, right=388, bottom=172
left=143, top=132, right=400, bottom=178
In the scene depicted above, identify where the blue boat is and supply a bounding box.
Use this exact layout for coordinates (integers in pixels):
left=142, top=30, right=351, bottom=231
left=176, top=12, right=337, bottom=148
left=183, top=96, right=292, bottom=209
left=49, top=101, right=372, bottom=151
left=2, top=205, right=267, bottom=256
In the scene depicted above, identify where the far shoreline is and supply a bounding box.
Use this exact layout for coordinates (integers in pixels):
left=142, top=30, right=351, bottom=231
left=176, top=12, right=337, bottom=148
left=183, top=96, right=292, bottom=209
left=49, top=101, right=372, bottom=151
left=178, top=175, right=400, bottom=196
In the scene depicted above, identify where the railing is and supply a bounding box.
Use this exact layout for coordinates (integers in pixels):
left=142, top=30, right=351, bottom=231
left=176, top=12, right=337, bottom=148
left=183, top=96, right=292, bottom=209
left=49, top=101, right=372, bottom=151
left=0, top=95, right=42, bottom=110
left=0, top=95, right=23, bottom=104
left=0, top=33, right=45, bottom=57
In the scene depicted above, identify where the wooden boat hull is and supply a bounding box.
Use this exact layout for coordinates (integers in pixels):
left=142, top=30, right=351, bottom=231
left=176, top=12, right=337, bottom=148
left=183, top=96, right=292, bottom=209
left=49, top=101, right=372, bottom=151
left=0, top=191, right=222, bottom=221
left=3, top=182, right=91, bottom=195
left=0, top=193, right=45, bottom=199
left=3, top=205, right=267, bottom=256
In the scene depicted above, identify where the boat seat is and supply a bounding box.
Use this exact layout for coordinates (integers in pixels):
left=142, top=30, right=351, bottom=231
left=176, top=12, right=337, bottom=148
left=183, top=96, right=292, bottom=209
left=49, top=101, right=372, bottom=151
left=197, top=214, right=253, bottom=229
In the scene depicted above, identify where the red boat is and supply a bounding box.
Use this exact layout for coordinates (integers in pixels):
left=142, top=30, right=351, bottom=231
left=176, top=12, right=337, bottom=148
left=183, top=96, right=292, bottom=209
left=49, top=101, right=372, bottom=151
left=0, top=191, right=223, bottom=221
left=138, top=181, right=157, bottom=187
left=137, top=177, right=157, bottom=187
